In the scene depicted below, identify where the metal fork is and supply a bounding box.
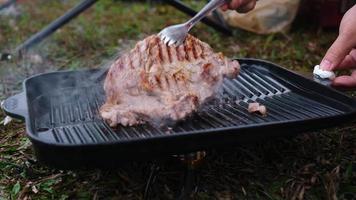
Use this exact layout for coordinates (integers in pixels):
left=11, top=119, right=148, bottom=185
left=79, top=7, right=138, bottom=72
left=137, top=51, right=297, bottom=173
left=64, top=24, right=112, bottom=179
left=159, top=0, right=228, bottom=46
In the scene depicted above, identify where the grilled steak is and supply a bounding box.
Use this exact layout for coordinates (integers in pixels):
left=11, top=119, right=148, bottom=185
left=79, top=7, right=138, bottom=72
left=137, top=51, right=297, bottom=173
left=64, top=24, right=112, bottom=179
left=100, top=34, right=240, bottom=127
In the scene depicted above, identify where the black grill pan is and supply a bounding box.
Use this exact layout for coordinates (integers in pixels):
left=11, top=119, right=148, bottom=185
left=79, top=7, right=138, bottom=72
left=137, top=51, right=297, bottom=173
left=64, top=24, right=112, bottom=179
left=3, top=58, right=356, bottom=169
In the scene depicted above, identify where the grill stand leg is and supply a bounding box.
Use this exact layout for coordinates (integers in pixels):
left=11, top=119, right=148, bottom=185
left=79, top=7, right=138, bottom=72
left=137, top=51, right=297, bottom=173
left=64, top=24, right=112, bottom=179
left=143, top=152, right=206, bottom=200
left=0, top=0, right=16, bottom=12
left=143, top=161, right=161, bottom=200
left=1, top=0, right=97, bottom=61
left=176, top=151, right=206, bottom=200
left=15, top=0, right=97, bottom=54
left=176, top=161, right=199, bottom=200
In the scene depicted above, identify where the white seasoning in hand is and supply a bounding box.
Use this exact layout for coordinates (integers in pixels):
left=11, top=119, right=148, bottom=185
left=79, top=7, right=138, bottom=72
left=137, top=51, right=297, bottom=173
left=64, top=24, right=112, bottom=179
left=313, top=65, right=336, bottom=80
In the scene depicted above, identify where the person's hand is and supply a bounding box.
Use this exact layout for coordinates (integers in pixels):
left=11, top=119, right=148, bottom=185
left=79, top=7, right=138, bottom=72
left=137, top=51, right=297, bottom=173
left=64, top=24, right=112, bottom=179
left=320, top=5, right=356, bottom=88
left=221, top=0, right=257, bottom=13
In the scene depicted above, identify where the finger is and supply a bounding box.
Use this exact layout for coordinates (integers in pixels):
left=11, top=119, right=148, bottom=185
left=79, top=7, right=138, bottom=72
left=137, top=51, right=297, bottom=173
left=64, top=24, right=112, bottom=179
left=337, top=49, right=356, bottom=70
left=332, top=72, right=356, bottom=88
left=228, top=0, right=242, bottom=10
left=320, top=33, right=355, bottom=71
left=221, top=4, right=229, bottom=11
left=236, top=0, right=257, bottom=13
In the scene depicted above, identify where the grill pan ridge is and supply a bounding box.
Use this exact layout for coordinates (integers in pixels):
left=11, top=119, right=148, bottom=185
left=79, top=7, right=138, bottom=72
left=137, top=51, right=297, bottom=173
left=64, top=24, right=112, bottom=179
left=3, top=58, right=356, bottom=169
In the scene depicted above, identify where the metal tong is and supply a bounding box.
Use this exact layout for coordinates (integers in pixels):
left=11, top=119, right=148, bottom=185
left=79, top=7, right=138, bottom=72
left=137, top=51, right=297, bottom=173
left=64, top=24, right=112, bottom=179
left=158, top=0, right=228, bottom=46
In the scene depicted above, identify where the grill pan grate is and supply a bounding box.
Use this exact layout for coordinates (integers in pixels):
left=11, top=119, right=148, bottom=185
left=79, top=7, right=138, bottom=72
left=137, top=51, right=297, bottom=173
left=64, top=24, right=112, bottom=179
left=4, top=59, right=356, bottom=168
left=32, top=64, right=343, bottom=144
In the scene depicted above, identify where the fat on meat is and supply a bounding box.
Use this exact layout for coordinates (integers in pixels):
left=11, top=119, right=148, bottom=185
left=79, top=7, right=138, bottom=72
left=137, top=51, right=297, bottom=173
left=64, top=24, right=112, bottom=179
left=248, top=102, right=267, bottom=116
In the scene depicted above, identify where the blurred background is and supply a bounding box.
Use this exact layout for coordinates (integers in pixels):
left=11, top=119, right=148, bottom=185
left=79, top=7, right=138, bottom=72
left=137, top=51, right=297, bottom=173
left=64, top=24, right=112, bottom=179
left=0, top=0, right=354, bottom=97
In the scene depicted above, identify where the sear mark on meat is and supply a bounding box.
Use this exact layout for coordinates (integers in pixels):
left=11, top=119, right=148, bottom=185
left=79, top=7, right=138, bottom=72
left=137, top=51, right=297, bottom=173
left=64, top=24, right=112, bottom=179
left=100, top=34, right=240, bottom=127
left=248, top=102, right=267, bottom=116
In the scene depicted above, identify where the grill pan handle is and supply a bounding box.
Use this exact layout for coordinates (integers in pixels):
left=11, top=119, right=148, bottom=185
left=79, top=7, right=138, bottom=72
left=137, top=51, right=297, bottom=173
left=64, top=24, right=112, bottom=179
left=2, top=92, right=28, bottom=120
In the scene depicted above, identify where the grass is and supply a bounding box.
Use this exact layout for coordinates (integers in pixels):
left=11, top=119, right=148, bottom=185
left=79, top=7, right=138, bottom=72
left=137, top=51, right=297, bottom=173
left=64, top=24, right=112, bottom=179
left=0, top=0, right=355, bottom=199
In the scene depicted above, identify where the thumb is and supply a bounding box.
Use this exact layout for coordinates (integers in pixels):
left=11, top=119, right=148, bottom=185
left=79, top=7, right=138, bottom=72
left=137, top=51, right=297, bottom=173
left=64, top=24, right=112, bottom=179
left=320, top=34, right=354, bottom=71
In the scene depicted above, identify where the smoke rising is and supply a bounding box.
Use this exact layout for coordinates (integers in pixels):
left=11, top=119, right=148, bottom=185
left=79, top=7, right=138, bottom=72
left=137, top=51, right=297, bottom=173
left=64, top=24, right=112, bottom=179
left=1, top=28, right=233, bottom=132
left=0, top=35, right=138, bottom=95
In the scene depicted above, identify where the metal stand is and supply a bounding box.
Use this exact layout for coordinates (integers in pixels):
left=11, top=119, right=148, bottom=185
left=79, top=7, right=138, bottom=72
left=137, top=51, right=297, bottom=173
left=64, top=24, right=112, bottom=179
left=1, top=0, right=231, bottom=61
left=176, top=151, right=206, bottom=200
left=15, top=0, right=98, bottom=55
left=0, top=0, right=16, bottom=12
left=143, top=161, right=161, bottom=200
left=143, top=151, right=206, bottom=200
left=0, top=0, right=97, bottom=61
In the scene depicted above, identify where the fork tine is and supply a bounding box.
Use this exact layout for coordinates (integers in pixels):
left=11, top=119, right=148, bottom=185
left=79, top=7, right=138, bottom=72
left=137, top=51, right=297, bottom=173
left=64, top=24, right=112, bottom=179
left=164, top=37, right=171, bottom=45
left=168, top=40, right=176, bottom=46
left=160, top=35, right=167, bottom=44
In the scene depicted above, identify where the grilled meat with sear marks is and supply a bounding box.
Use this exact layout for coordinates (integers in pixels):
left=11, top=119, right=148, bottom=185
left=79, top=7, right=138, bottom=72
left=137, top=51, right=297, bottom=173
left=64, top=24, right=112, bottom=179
left=100, top=34, right=240, bottom=127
